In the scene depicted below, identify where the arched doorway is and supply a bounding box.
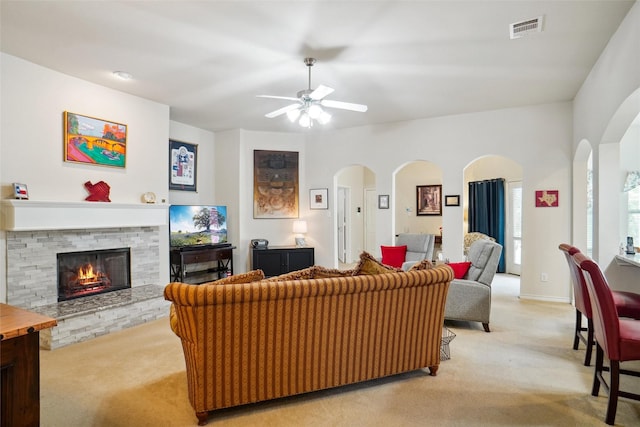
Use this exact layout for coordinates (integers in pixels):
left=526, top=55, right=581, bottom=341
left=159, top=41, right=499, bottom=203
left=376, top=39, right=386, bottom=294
left=464, top=156, right=523, bottom=276
left=393, top=160, right=443, bottom=234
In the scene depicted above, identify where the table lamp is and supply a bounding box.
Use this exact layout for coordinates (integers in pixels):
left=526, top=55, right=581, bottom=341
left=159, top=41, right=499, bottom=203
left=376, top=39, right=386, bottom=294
left=293, top=220, right=307, bottom=247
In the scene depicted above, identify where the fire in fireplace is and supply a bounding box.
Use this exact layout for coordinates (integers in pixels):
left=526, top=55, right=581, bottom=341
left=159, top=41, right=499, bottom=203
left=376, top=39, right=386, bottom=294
left=57, top=248, right=131, bottom=301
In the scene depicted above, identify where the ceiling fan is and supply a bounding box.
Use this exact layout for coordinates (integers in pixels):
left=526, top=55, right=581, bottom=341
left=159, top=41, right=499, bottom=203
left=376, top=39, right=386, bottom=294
left=258, top=57, right=367, bottom=128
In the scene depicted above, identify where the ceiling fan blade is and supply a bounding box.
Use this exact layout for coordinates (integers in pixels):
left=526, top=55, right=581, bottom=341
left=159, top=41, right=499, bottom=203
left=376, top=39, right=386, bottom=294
left=257, top=95, right=300, bottom=102
left=265, top=104, right=300, bottom=119
left=309, top=84, right=334, bottom=100
left=320, top=99, right=368, bottom=112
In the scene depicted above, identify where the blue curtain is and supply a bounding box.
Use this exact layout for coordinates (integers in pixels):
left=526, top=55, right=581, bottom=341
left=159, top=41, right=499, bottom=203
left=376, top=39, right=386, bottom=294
left=468, top=178, right=505, bottom=272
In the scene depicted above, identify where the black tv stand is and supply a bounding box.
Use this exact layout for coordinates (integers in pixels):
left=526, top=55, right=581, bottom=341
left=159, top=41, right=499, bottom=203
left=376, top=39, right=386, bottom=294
left=175, top=243, right=232, bottom=252
left=170, top=245, right=235, bottom=284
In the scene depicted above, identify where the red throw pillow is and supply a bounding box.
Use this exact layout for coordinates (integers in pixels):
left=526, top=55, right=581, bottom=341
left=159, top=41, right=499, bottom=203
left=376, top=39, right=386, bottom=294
left=448, top=262, right=472, bottom=279
left=381, top=245, right=407, bottom=268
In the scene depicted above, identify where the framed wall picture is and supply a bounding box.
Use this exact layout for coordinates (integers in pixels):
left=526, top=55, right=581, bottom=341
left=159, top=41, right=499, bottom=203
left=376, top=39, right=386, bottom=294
left=535, top=190, right=559, bottom=207
left=169, top=140, right=198, bottom=191
left=13, top=183, right=28, bottom=200
left=310, top=188, right=329, bottom=210
left=445, top=195, right=460, bottom=206
left=378, top=194, right=389, bottom=209
left=63, top=111, right=127, bottom=168
left=417, top=184, right=442, bottom=216
left=253, top=150, right=299, bottom=218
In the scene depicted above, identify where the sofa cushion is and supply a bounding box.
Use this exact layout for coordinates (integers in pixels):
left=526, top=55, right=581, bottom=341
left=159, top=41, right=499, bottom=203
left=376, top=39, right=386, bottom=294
left=447, top=262, right=472, bottom=279
left=201, top=269, right=266, bottom=285
left=264, top=265, right=355, bottom=281
left=381, top=245, right=407, bottom=268
left=263, top=267, right=317, bottom=281
left=312, top=265, right=356, bottom=278
left=409, top=259, right=434, bottom=271
left=353, top=251, right=401, bottom=275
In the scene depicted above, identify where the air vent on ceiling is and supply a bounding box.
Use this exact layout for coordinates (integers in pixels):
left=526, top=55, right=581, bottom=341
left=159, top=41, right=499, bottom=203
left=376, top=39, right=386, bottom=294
left=510, top=15, right=544, bottom=39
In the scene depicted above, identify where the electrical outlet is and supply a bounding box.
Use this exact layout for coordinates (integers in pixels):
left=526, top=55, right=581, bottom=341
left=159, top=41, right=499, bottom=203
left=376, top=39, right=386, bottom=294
left=540, top=273, right=549, bottom=282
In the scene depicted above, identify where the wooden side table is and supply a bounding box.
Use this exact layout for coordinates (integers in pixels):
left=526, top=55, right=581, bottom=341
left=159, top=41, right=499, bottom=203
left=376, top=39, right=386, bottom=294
left=1, top=303, right=57, bottom=427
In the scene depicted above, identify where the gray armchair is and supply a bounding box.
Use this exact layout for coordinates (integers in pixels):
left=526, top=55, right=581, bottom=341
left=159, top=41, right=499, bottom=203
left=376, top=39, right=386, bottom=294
left=444, top=239, right=502, bottom=332
left=396, top=233, right=435, bottom=271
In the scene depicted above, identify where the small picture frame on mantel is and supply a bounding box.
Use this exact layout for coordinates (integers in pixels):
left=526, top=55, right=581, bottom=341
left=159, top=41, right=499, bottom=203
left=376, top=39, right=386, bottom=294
left=13, top=183, right=29, bottom=200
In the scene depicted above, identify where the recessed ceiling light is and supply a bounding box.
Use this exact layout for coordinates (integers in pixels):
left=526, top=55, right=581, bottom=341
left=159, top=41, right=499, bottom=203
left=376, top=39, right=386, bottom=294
left=113, top=71, right=133, bottom=80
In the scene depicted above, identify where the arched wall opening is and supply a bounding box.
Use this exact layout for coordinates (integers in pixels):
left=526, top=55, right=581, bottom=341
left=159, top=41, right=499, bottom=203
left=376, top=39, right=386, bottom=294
left=463, top=155, right=523, bottom=276
left=573, top=139, right=593, bottom=255
left=593, top=88, right=640, bottom=265
left=584, top=88, right=640, bottom=294
left=393, top=160, right=443, bottom=237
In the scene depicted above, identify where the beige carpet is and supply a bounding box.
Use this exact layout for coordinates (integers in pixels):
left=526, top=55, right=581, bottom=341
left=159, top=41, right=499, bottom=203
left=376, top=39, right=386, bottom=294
left=40, top=275, right=640, bottom=426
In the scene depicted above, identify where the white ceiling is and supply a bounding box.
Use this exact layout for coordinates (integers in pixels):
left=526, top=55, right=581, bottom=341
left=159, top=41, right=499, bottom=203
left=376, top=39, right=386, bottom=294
left=0, top=1, right=635, bottom=133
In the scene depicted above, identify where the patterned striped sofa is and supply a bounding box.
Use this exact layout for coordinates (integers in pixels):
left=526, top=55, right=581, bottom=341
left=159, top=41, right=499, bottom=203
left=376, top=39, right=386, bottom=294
left=164, top=265, right=453, bottom=425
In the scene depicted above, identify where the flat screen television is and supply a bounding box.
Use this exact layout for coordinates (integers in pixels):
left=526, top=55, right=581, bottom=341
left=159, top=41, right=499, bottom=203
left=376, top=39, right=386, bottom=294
left=169, top=205, right=228, bottom=248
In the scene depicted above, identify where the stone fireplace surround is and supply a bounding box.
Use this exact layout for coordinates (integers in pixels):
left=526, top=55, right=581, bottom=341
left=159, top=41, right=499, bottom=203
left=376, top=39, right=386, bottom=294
left=2, top=200, right=170, bottom=349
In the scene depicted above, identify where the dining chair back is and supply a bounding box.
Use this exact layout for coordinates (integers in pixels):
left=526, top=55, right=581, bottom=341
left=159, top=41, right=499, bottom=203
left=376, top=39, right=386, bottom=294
left=573, top=252, right=640, bottom=425
left=558, top=243, right=594, bottom=365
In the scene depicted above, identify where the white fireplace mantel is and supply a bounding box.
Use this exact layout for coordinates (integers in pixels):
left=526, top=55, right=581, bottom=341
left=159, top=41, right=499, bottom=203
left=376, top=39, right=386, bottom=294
left=1, top=199, right=167, bottom=231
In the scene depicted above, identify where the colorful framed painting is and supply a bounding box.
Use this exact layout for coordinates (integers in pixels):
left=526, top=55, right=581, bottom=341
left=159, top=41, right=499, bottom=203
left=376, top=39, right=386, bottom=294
left=535, top=190, right=559, bottom=207
left=169, top=140, right=198, bottom=192
left=417, top=184, right=442, bottom=216
left=63, top=111, right=127, bottom=168
left=253, top=150, right=299, bottom=218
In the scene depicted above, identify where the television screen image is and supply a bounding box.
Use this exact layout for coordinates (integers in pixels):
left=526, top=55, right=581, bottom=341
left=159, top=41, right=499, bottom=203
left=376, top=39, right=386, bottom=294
left=169, top=205, right=228, bottom=248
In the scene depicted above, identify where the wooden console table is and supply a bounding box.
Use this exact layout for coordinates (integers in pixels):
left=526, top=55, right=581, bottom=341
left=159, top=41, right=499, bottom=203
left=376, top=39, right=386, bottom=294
left=1, top=303, right=57, bottom=427
left=170, top=245, right=235, bottom=284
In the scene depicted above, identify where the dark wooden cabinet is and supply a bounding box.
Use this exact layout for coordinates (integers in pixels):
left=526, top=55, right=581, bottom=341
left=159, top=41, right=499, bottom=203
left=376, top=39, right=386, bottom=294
left=251, top=246, right=314, bottom=277
left=170, top=245, right=235, bottom=284
left=1, top=304, right=57, bottom=427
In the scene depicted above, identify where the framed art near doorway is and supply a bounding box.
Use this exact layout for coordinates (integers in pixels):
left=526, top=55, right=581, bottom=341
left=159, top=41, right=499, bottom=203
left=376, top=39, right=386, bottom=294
left=310, top=188, right=328, bottom=210
left=417, top=185, right=442, bottom=216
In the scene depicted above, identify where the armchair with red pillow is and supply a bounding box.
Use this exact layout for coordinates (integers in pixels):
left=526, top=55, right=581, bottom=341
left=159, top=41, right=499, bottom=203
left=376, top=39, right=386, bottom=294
left=447, top=261, right=472, bottom=279
left=380, top=245, right=407, bottom=268
left=443, top=239, right=502, bottom=333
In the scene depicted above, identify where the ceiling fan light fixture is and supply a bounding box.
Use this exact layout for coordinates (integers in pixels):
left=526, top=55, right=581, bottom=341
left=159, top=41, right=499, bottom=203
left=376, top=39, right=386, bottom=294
left=287, top=108, right=301, bottom=122
left=308, top=104, right=323, bottom=119
left=318, top=111, right=332, bottom=125
left=259, top=57, right=367, bottom=128
left=299, top=113, right=311, bottom=128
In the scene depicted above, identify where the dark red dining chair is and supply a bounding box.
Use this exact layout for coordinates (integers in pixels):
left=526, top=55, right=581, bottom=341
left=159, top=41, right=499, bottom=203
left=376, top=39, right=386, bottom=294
left=573, top=252, right=640, bottom=425
left=559, top=243, right=594, bottom=365
left=559, top=243, right=640, bottom=366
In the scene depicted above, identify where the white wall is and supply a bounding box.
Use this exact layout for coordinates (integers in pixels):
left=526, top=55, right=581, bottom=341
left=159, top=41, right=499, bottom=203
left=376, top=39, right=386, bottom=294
left=217, top=130, right=307, bottom=272
left=168, top=121, right=216, bottom=205
left=0, top=53, right=171, bottom=301
left=395, top=161, right=443, bottom=236
left=167, top=121, right=216, bottom=281
left=573, top=2, right=640, bottom=267
left=307, top=102, right=573, bottom=302
left=336, top=165, right=372, bottom=261
left=0, top=54, right=169, bottom=203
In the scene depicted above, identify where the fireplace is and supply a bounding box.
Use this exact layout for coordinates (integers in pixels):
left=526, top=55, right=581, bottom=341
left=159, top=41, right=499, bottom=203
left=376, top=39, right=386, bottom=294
left=57, top=248, right=131, bottom=301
